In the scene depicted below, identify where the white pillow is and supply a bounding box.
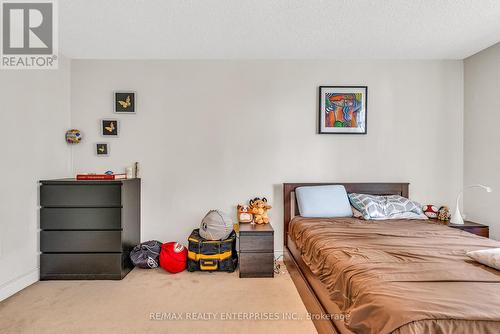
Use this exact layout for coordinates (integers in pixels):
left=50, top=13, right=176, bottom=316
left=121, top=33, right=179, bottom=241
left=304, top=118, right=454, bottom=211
left=467, top=248, right=500, bottom=270
left=296, top=185, right=352, bottom=218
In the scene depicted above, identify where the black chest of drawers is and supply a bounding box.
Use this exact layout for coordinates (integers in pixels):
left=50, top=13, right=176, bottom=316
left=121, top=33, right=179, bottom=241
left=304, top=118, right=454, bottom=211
left=39, top=178, right=141, bottom=280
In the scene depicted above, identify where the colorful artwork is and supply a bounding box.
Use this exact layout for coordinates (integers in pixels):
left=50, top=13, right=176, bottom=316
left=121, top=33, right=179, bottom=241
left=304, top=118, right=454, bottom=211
left=65, top=129, right=82, bottom=144
left=319, top=86, right=367, bottom=134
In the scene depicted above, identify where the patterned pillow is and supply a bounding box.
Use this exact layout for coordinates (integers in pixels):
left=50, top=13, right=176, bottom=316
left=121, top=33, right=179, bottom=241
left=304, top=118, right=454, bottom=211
left=348, top=193, right=424, bottom=220
left=467, top=248, right=500, bottom=270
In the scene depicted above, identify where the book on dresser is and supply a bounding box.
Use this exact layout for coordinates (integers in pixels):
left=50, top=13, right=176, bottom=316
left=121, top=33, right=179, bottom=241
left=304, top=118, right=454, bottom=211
left=76, top=173, right=127, bottom=180
left=39, top=178, right=141, bottom=280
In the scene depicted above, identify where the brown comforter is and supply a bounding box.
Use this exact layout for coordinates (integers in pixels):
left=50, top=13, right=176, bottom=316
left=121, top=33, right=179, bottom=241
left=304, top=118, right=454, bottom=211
left=289, top=217, right=500, bottom=334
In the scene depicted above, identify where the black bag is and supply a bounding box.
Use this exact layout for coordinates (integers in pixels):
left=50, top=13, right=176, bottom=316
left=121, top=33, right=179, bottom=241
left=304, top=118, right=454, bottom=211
left=186, top=229, right=238, bottom=272
left=130, top=240, right=162, bottom=269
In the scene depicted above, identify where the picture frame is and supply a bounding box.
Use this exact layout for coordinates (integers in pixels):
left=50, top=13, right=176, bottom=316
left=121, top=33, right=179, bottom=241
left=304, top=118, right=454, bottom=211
left=114, top=91, right=136, bottom=114
left=318, top=86, right=367, bottom=134
left=101, top=119, right=119, bottom=137
left=95, top=143, right=109, bottom=156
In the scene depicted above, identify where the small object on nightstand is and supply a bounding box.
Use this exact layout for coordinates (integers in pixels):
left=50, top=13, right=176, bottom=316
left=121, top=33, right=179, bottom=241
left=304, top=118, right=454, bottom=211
left=248, top=197, right=272, bottom=224
left=451, top=184, right=492, bottom=225
left=423, top=205, right=439, bottom=219
left=448, top=221, right=489, bottom=238
left=437, top=206, right=451, bottom=222
left=239, top=222, right=274, bottom=278
left=237, top=204, right=253, bottom=224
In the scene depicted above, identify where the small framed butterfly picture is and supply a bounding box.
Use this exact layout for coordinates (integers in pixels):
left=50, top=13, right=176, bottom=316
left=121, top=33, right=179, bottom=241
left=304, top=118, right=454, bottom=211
left=114, top=91, right=136, bottom=114
left=96, top=143, right=109, bottom=156
left=101, top=119, right=119, bottom=137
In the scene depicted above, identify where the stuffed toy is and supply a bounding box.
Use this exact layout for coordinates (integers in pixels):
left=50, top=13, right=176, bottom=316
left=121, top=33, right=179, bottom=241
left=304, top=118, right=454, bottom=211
left=237, top=205, right=253, bottom=224
left=249, top=197, right=272, bottom=224
left=423, top=205, right=439, bottom=219
left=437, top=206, right=451, bottom=221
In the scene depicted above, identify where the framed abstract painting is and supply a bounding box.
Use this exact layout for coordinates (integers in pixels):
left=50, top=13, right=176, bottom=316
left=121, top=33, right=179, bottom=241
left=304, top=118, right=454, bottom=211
left=318, top=86, right=367, bottom=134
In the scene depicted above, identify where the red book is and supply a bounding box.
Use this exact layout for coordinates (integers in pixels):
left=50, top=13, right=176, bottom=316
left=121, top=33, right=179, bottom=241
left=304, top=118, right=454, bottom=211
left=76, top=174, right=127, bottom=180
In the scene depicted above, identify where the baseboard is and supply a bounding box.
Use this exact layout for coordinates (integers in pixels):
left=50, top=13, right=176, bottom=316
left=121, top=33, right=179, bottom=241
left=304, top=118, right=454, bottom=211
left=0, top=268, right=39, bottom=302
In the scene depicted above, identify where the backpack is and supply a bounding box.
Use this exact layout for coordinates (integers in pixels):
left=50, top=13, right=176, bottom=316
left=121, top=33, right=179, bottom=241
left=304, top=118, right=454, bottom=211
left=130, top=240, right=162, bottom=269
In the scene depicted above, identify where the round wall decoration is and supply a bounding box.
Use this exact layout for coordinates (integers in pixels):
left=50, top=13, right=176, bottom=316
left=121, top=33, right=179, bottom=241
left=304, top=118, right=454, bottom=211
left=65, top=129, right=82, bottom=144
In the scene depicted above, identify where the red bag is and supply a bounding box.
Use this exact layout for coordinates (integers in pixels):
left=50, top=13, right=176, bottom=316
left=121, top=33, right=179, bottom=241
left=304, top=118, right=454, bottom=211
left=159, top=242, right=187, bottom=273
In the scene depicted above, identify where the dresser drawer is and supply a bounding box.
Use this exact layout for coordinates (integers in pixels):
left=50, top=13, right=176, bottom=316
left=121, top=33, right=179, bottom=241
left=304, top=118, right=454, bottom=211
left=40, top=184, right=122, bottom=207
left=240, top=233, right=274, bottom=252
left=41, top=208, right=122, bottom=230
left=40, top=253, right=123, bottom=280
left=239, top=252, right=274, bottom=278
left=41, top=231, right=122, bottom=252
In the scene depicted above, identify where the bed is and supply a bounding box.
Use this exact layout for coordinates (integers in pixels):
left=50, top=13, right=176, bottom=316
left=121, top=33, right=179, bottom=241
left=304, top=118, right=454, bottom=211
left=283, top=183, right=500, bottom=334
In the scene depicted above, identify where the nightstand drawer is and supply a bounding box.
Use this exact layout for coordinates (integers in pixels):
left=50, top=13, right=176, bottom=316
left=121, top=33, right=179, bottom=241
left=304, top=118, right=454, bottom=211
left=40, top=184, right=122, bottom=207
left=41, top=231, right=122, bottom=252
left=460, top=227, right=489, bottom=238
left=447, top=221, right=489, bottom=238
left=41, top=208, right=122, bottom=230
left=239, top=253, right=274, bottom=278
left=239, top=233, right=274, bottom=252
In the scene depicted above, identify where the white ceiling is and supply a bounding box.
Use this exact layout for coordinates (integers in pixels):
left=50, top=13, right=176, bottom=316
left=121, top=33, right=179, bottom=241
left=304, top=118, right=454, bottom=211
left=60, top=0, right=500, bottom=59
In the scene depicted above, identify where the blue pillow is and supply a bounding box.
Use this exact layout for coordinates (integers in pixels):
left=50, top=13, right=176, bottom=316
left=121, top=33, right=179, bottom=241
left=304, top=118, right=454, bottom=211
left=295, top=185, right=352, bottom=218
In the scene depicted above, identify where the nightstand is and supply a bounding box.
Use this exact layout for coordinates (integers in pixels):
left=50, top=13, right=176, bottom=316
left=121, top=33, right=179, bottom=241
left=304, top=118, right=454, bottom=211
left=448, top=221, right=489, bottom=238
left=238, top=223, right=274, bottom=278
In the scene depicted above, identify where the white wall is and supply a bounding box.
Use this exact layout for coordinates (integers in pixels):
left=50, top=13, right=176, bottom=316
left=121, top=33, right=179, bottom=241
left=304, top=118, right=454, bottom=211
left=0, top=57, right=72, bottom=300
left=464, top=43, right=500, bottom=240
left=70, top=60, right=464, bottom=254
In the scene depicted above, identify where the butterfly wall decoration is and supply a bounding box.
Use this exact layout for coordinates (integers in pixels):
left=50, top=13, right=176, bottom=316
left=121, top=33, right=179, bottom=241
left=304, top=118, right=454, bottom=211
left=114, top=91, right=136, bottom=114
left=101, top=119, right=119, bottom=136
left=96, top=143, right=109, bottom=156
left=118, top=96, right=131, bottom=109
left=105, top=122, right=115, bottom=133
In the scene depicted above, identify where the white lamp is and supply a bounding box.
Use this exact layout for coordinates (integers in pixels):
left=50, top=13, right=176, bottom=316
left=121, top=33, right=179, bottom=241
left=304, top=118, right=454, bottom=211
left=451, top=184, right=492, bottom=225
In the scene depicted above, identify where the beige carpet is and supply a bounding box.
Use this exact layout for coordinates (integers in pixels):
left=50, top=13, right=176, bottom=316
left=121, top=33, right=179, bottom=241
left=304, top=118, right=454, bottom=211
left=0, top=264, right=316, bottom=334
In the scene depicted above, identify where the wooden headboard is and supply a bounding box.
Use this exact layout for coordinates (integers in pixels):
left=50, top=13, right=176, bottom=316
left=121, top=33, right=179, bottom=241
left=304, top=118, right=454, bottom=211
left=283, top=182, right=409, bottom=247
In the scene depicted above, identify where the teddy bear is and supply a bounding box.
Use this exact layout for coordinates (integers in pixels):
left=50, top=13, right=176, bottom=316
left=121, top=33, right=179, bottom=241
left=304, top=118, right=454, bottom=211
left=437, top=206, right=451, bottom=222
left=249, top=197, right=272, bottom=224
left=237, top=204, right=253, bottom=224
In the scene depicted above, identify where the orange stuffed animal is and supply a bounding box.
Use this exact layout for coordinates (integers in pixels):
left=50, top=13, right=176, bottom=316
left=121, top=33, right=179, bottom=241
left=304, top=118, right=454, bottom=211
left=249, top=197, right=272, bottom=224
left=237, top=204, right=253, bottom=223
